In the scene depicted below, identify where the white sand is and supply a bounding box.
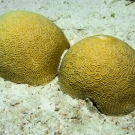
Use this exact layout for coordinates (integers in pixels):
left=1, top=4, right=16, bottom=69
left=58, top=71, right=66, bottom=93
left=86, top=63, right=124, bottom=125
left=0, top=0, right=135, bottom=135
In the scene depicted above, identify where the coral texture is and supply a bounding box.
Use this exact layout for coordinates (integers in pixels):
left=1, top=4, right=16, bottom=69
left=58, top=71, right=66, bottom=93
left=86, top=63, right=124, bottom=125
left=0, top=10, right=70, bottom=86
left=58, top=35, right=135, bottom=116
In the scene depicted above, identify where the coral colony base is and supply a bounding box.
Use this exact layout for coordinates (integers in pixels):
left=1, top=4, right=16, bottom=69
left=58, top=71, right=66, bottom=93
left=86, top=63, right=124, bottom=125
left=58, top=35, right=135, bottom=116
left=0, top=0, right=135, bottom=135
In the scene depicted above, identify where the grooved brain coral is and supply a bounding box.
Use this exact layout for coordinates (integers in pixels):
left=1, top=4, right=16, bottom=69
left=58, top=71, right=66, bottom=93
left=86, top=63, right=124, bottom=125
left=58, top=35, right=135, bottom=116
left=0, top=10, right=70, bottom=86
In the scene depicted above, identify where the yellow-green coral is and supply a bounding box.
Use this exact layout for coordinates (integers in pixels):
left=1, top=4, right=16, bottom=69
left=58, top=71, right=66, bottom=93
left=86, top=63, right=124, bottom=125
left=0, top=10, right=70, bottom=86
left=58, top=35, right=135, bottom=116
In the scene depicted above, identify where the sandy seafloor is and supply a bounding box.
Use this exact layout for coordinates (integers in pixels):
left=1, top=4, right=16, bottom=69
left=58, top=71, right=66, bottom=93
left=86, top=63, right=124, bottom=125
left=0, top=0, right=135, bottom=135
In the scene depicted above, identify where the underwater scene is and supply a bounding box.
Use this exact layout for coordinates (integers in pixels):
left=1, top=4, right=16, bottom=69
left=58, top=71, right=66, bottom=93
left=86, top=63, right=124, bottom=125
left=0, top=0, right=135, bottom=135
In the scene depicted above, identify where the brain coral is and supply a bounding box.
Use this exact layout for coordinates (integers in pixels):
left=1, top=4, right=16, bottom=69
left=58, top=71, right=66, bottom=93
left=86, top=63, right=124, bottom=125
left=0, top=10, right=70, bottom=86
left=58, top=35, right=135, bottom=116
